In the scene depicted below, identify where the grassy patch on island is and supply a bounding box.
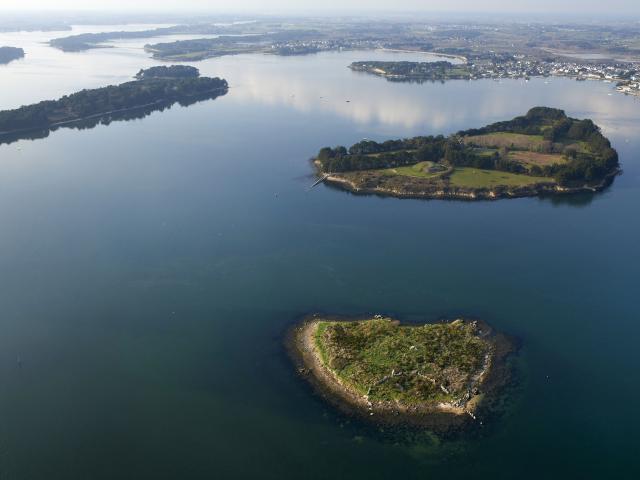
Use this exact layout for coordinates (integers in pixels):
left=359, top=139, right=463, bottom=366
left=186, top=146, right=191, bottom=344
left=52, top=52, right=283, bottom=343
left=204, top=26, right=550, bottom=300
left=380, top=161, right=449, bottom=178
left=449, top=167, right=545, bottom=188
left=314, top=318, right=490, bottom=404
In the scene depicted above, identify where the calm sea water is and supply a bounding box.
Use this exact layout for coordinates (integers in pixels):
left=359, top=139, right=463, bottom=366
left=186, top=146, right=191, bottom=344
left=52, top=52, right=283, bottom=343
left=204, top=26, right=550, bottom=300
left=0, top=27, right=639, bottom=480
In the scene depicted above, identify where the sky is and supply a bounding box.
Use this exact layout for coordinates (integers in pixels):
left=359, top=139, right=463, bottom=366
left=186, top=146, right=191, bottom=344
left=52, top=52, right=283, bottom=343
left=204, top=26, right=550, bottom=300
left=0, top=0, right=639, bottom=15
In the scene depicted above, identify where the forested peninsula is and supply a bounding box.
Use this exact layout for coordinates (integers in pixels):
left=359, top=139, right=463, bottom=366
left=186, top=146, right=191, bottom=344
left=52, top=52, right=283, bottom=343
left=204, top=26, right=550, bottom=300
left=314, top=107, right=620, bottom=200
left=288, top=315, right=516, bottom=431
left=49, top=25, right=229, bottom=52
left=0, top=46, right=25, bottom=64
left=145, top=31, right=324, bottom=61
left=0, top=66, right=228, bottom=144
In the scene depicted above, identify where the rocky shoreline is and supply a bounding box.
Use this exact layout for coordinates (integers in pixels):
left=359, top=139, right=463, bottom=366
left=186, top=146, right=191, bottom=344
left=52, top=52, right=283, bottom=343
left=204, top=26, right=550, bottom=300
left=286, top=315, right=518, bottom=433
left=321, top=168, right=620, bottom=201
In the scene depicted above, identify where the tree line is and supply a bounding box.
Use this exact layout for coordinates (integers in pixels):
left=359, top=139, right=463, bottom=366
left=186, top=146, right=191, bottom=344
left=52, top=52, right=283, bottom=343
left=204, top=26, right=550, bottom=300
left=135, top=65, right=200, bottom=80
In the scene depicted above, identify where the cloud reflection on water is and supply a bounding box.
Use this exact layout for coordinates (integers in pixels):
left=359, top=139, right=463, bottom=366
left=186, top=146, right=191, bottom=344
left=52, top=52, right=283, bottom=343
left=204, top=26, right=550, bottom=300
left=1, top=27, right=639, bottom=140
left=198, top=51, right=640, bottom=138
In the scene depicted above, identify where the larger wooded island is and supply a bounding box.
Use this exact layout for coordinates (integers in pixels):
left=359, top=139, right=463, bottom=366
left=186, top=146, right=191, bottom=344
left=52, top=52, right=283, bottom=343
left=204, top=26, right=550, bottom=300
left=314, top=107, right=619, bottom=199
left=0, top=66, right=228, bottom=142
left=288, top=315, right=516, bottom=431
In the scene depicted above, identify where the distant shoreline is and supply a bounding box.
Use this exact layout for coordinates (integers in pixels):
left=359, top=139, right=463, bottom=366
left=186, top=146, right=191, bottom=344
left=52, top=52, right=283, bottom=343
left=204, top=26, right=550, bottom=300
left=376, top=48, right=467, bottom=63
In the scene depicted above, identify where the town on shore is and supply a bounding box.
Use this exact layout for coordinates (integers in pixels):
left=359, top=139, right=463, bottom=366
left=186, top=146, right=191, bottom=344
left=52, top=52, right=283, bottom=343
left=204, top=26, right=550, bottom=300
left=350, top=56, right=640, bottom=96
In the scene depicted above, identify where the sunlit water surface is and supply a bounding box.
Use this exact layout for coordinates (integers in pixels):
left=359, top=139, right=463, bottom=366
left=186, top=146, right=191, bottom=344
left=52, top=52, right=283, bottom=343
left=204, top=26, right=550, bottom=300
left=0, top=26, right=639, bottom=480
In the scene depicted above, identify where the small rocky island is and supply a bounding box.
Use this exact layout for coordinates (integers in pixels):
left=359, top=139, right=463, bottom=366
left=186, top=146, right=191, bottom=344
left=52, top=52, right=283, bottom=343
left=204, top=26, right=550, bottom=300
left=288, top=315, right=516, bottom=431
left=0, top=46, right=25, bottom=64
left=314, top=107, right=620, bottom=199
left=0, top=66, right=228, bottom=143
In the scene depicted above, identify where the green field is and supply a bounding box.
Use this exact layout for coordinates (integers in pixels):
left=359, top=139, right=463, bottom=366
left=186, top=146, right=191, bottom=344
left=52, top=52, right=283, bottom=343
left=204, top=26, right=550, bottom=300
left=380, top=161, right=449, bottom=178
left=314, top=318, right=489, bottom=403
left=449, top=167, right=545, bottom=188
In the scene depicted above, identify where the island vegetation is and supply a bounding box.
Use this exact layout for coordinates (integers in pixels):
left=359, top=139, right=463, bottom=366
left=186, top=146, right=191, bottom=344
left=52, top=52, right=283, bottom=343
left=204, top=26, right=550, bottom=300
left=134, top=65, right=200, bottom=80
left=350, top=61, right=472, bottom=82
left=314, top=107, right=620, bottom=199
left=288, top=315, right=516, bottom=431
left=0, top=46, right=25, bottom=64
left=0, top=66, right=228, bottom=144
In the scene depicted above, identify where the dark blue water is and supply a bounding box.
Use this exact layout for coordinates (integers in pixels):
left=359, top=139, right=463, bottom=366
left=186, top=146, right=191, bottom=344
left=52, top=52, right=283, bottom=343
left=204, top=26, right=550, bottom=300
left=0, top=30, right=639, bottom=479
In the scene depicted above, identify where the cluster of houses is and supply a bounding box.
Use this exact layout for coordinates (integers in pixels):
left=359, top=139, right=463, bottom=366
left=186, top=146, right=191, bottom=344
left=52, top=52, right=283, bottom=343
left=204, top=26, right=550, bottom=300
left=468, top=56, right=640, bottom=95
left=266, top=38, right=640, bottom=95
left=470, top=57, right=637, bottom=80
left=616, top=80, right=640, bottom=95
left=270, top=39, right=375, bottom=55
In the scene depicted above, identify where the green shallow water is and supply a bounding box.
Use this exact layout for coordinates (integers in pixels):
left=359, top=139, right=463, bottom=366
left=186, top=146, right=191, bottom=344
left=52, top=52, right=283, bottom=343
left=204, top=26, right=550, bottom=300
left=0, top=27, right=639, bottom=479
